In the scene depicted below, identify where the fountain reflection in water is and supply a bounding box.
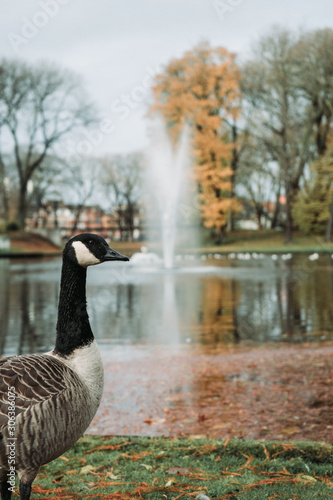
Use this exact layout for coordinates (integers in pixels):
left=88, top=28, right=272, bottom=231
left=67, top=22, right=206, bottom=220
left=144, top=116, right=193, bottom=269
left=128, top=116, right=198, bottom=345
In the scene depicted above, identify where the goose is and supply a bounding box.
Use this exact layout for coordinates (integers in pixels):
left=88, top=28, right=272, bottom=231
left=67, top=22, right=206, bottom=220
left=0, top=233, right=129, bottom=500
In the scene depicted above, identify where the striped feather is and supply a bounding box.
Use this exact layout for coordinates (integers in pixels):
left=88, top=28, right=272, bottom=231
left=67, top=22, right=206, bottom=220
left=0, top=349, right=103, bottom=484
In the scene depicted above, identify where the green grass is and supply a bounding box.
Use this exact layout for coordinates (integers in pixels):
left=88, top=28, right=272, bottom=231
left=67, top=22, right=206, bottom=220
left=23, top=436, right=333, bottom=499
left=194, top=230, right=333, bottom=254
left=4, top=230, right=333, bottom=257
left=114, top=231, right=333, bottom=256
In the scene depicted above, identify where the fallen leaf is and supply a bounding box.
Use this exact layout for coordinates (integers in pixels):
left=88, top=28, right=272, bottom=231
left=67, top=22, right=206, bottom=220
left=140, top=463, right=152, bottom=470
left=221, top=471, right=242, bottom=477
left=282, top=426, right=300, bottom=435
left=121, top=451, right=152, bottom=461
left=87, top=441, right=131, bottom=453
left=80, top=465, right=96, bottom=475
left=212, top=422, right=230, bottom=429
left=296, top=474, right=317, bottom=484
left=106, top=472, right=120, bottom=480
left=143, top=418, right=154, bottom=425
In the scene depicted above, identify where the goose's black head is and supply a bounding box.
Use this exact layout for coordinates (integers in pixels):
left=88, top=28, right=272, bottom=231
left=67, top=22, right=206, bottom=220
left=64, top=233, right=129, bottom=267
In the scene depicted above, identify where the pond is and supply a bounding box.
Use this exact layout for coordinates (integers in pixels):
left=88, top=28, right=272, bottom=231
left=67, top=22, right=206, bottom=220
left=1, top=252, right=333, bottom=357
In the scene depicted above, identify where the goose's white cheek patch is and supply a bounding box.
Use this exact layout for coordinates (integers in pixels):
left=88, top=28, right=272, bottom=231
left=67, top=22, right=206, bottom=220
left=72, top=241, right=101, bottom=267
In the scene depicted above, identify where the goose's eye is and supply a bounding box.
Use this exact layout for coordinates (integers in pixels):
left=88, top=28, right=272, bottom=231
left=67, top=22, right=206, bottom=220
left=88, top=240, right=94, bottom=246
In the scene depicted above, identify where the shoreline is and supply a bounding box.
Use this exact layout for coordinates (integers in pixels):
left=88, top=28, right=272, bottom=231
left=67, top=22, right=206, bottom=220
left=2, top=246, right=333, bottom=258
left=0, top=251, right=61, bottom=258
left=3, top=229, right=333, bottom=257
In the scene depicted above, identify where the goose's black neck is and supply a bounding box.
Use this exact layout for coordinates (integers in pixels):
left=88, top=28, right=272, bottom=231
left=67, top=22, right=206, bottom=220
left=54, top=257, right=94, bottom=357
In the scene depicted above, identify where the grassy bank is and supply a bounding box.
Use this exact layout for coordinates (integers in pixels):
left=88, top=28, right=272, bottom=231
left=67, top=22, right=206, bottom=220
left=0, top=232, right=61, bottom=257
left=193, top=230, right=333, bottom=254
left=3, top=230, right=333, bottom=257
left=113, top=231, right=333, bottom=256
left=28, top=436, right=333, bottom=499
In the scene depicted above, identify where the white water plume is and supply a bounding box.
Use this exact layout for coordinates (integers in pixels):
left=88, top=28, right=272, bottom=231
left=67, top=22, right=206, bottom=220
left=145, top=116, right=196, bottom=268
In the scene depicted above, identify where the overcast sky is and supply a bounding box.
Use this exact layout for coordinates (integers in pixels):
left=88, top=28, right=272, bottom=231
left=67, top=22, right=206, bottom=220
left=1, top=0, right=333, bottom=157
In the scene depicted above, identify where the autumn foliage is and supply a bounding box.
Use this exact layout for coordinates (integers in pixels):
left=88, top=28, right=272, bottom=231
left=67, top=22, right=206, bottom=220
left=151, top=42, right=242, bottom=239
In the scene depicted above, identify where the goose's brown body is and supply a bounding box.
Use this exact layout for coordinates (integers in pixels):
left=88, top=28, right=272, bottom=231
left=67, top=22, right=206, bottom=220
left=0, top=347, right=103, bottom=485
left=0, top=233, right=128, bottom=500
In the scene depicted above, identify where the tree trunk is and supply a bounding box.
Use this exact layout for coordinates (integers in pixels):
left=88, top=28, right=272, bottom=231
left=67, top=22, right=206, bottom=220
left=0, top=159, right=10, bottom=224
left=256, top=210, right=263, bottom=230
left=227, top=206, right=234, bottom=233
left=325, top=195, right=333, bottom=242
left=227, top=124, right=238, bottom=233
left=219, top=225, right=226, bottom=244
left=18, top=183, right=28, bottom=230
left=126, top=203, right=135, bottom=241
left=1, top=189, right=9, bottom=224
left=72, top=205, right=83, bottom=233
left=281, top=122, right=293, bottom=243
left=116, top=208, right=123, bottom=241
left=285, top=191, right=293, bottom=244
left=271, top=184, right=281, bottom=229
left=285, top=182, right=300, bottom=244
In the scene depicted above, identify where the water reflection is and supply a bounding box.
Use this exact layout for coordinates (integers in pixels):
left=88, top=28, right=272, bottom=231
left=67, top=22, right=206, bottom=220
left=1, top=254, right=333, bottom=356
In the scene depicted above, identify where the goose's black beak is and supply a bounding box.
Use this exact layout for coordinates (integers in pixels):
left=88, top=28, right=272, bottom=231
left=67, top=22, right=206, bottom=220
left=103, top=246, right=129, bottom=262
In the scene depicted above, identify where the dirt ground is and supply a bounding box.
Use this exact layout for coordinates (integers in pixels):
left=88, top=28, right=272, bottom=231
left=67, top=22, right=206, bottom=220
left=90, top=342, right=333, bottom=443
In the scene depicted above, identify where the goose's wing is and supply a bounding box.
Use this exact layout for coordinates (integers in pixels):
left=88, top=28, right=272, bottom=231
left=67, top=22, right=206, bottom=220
left=0, top=354, right=69, bottom=429
left=0, top=354, right=92, bottom=477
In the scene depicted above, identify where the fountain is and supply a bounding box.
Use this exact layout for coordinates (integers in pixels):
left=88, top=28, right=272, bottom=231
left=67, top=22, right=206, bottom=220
left=139, top=116, right=194, bottom=269
left=130, top=116, right=218, bottom=275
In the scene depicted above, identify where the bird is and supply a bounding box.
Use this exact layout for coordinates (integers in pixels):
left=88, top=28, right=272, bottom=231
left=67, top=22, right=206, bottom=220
left=0, top=233, right=129, bottom=500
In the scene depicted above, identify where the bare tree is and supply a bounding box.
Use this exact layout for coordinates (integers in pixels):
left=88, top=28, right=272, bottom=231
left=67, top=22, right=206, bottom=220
left=0, top=59, right=96, bottom=228
left=27, top=154, right=64, bottom=224
left=0, top=155, right=10, bottom=223
left=223, top=116, right=250, bottom=232
left=241, top=29, right=315, bottom=243
left=294, top=29, right=333, bottom=240
left=294, top=29, right=333, bottom=157
left=100, top=153, right=143, bottom=241
left=236, top=144, right=278, bottom=229
left=64, top=158, right=100, bottom=232
left=240, top=27, right=333, bottom=242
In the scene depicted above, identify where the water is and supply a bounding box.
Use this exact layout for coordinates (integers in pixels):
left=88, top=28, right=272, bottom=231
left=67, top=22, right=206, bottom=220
left=145, top=117, right=196, bottom=268
left=1, top=253, right=333, bottom=356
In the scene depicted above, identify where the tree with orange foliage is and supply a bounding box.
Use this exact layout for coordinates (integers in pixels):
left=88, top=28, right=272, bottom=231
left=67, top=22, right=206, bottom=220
left=151, top=42, right=242, bottom=241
